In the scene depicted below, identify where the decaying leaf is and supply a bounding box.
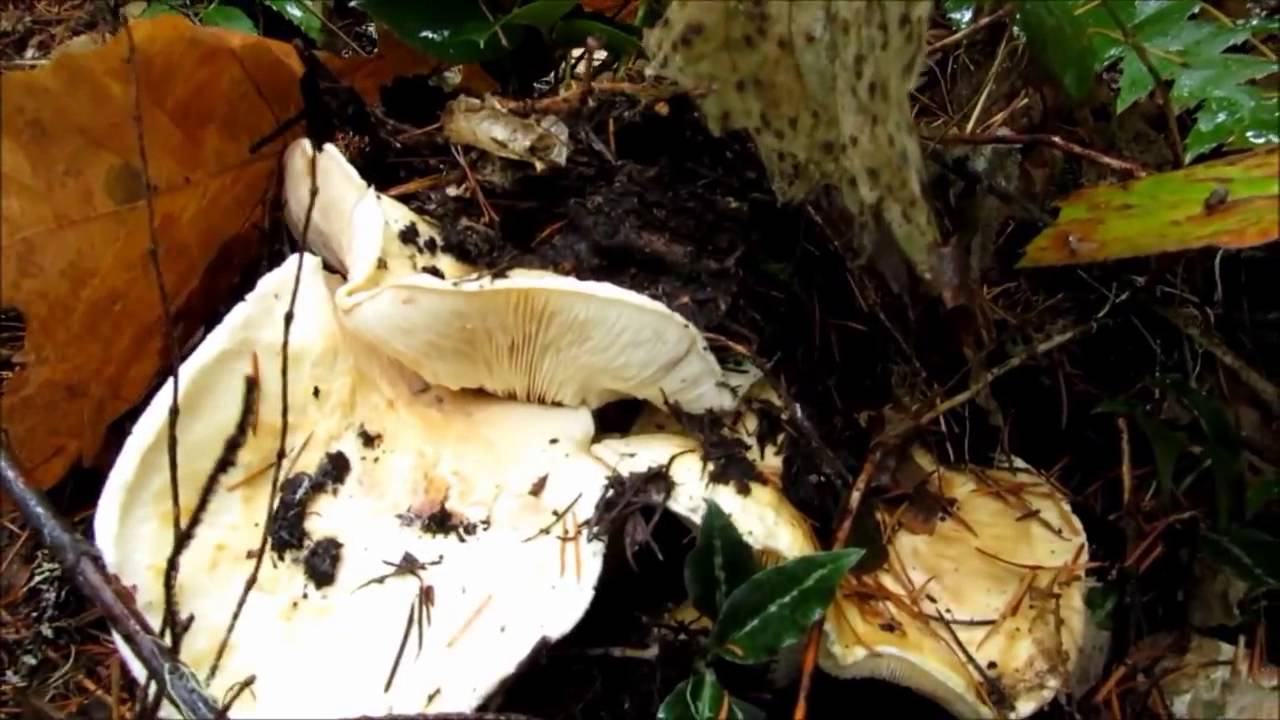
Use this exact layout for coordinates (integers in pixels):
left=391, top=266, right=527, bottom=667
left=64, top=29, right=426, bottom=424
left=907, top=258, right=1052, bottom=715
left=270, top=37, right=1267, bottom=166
left=1155, top=634, right=1279, bottom=719
left=0, top=14, right=459, bottom=490
left=644, top=2, right=945, bottom=291
left=442, top=95, right=571, bottom=171
left=0, top=14, right=307, bottom=490
left=1018, top=146, right=1279, bottom=267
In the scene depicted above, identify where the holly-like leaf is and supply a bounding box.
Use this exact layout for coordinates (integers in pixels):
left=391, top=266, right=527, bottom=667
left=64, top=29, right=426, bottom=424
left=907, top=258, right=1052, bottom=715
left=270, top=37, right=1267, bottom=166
left=354, top=0, right=577, bottom=64
left=268, top=0, right=326, bottom=41
left=709, top=548, right=862, bottom=664
left=201, top=5, right=257, bottom=34
left=1019, top=146, right=1279, bottom=266
left=657, top=670, right=765, bottom=720
left=685, top=501, right=760, bottom=620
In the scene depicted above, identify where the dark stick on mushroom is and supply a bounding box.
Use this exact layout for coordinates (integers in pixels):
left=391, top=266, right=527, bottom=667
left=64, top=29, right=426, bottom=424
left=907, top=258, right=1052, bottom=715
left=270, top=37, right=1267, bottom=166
left=207, top=59, right=324, bottom=680
left=118, top=10, right=185, bottom=658
left=0, top=444, right=227, bottom=720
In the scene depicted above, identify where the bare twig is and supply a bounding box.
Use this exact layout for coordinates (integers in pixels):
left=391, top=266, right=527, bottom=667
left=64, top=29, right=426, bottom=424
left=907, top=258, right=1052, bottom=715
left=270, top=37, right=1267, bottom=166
left=926, top=4, right=1017, bottom=54
left=1100, top=1, right=1184, bottom=164
left=932, top=132, right=1149, bottom=177
left=121, top=15, right=185, bottom=652
left=1157, top=306, right=1280, bottom=415
left=0, top=445, right=226, bottom=719
left=883, top=322, right=1102, bottom=441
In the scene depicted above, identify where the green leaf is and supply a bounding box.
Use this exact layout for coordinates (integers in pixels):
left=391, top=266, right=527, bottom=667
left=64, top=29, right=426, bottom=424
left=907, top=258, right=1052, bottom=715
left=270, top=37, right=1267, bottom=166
left=201, top=5, right=258, bottom=34
left=1085, top=582, right=1119, bottom=631
left=354, top=0, right=520, bottom=63
left=709, top=548, right=862, bottom=664
left=685, top=501, right=760, bottom=621
left=139, top=1, right=184, bottom=19
left=267, top=0, right=325, bottom=41
left=1171, top=54, right=1277, bottom=111
left=943, top=0, right=979, bottom=29
left=498, top=0, right=577, bottom=34
left=1246, top=472, right=1280, bottom=518
left=1015, top=1, right=1100, bottom=102
left=552, top=17, right=643, bottom=56
left=1115, top=50, right=1156, bottom=112
left=1096, top=399, right=1190, bottom=502
left=1019, top=146, right=1280, bottom=266
left=657, top=670, right=764, bottom=720
left=1130, top=0, right=1198, bottom=40
left=1200, top=528, right=1280, bottom=591
left=1160, top=378, right=1246, bottom=527
left=1185, top=90, right=1279, bottom=161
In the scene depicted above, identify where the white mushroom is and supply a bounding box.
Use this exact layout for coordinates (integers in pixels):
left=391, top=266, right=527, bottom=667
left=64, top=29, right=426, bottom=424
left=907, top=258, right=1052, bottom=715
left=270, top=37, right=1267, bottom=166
left=283, top=137, right=737, bottom=414
left=94, top=252, right=613, bottom=718
left=588, top=428, right=1089, bottom=719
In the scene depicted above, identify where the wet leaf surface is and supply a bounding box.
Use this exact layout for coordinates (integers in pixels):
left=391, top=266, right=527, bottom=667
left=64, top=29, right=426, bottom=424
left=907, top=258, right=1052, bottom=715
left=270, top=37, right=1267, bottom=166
left=684, top=500, right=760, bottom=621
left=1019, top=146, right=1279, bottom=266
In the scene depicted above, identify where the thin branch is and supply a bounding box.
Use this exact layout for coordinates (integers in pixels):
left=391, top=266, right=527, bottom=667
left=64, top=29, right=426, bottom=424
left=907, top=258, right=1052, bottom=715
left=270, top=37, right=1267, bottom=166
left=0, top=445, right=226, bottom=720
left=926, top=4, right=1017, bottom=55
left=1100, top=0, right=1184, bottom=164
left=883, top=321, right=1101, bottom=441
left=931, top=131, right=1149, bottom=177
left=121, top=12, right=184, bottom=652
left=1156, top=306, right=1280, bottom=415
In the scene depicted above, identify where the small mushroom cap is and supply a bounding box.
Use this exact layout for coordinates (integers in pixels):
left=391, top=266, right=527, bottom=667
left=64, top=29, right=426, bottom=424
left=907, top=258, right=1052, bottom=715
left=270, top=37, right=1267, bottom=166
left=95, top=252, right=611, bottom=717
left=822, top=447, right=1089, bottom=719
left=283, top=137, right=473, bottom=280
left=589, top=433, right=819, bottom=560
left=285, top=137, right=735, bottom=413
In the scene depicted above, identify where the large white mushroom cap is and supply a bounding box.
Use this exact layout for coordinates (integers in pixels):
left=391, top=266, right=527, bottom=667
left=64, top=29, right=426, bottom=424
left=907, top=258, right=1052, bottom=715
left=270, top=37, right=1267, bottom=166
left=94, top=252, right=613, bottom=718
left=282, top=137, right=737, bottom=414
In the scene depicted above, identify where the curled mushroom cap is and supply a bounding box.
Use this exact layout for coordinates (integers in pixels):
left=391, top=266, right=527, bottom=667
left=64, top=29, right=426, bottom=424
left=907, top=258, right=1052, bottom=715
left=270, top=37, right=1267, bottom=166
left=283, top=138, right=474, bottom=280
left=94, top=252, right=612, bottom=717
left=822, top=447, right=1089, bottom=719
left=281, top=139, right=735, bottom=413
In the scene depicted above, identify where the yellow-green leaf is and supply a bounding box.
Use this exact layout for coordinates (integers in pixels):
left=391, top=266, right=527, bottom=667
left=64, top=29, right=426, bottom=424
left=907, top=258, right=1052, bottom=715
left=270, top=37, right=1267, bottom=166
left=1018, top=146, right=1279, bottom=267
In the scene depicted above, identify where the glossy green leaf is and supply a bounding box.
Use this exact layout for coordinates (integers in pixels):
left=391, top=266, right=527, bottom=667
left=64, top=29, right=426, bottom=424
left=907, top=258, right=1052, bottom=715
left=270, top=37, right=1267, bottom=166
left=1185, top=89, right=1280, bottom=161
left=552, top=17, right=643, bottom=56
left=268, top=0, right=325, bottom=41
left=685, top=501, right=760, bottom=621
left=1015, top=1, right=1099, bottom=102
left=709, top=548, right=862, bottom=664
left=354, top=1, right=518, bottom=63
left=1019, top=146, right=1280, bottom=266
left=1200, top=528, right=1280, bottom=591
left=1171, top=54, right=1277, bottom=111
left=498, top=0, right=577, bottom=34
left=139, top=2, right=183, bottom=19
left=201, top=5, right=257, bottom=34
left=657, top=670, right=764, bottom=720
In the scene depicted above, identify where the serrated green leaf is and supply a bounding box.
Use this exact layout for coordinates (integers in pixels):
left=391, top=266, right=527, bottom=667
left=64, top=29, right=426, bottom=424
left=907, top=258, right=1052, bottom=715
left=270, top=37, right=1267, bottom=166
left=685, top=501, right=761, bottom=620
left=657, top=671, right=764, bottom=720
left=1019, top=146, right=1280, bottom=266
left=709, top=548, right=862, bottom=664
left=1015, top=1, right=1100, bottom=102
left=1200, top=528, right=1280, bottom=590
left=1186, top=90, right=1279, bottom=161
left=201, top=5, right=257, bottom=34
left=1116, top=50, right=1157, bottom=112
left=552, top=17, right=643, bottom=56
left=268, top=0, right=325, bottom=41
left=1131, top=0, right=1198, bottom=39
left=1171, top=54, right=1278, bottom=111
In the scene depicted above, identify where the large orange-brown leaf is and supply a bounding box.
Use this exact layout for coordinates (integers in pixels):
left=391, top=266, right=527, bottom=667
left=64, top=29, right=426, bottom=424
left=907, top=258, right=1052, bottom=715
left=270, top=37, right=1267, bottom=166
left=0, top=15, right=311, bottom=490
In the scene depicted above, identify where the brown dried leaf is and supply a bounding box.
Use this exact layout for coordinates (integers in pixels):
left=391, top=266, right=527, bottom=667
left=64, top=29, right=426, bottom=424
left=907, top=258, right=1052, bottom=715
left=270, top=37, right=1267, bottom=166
left=1, top=15, right=309, bottom=490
